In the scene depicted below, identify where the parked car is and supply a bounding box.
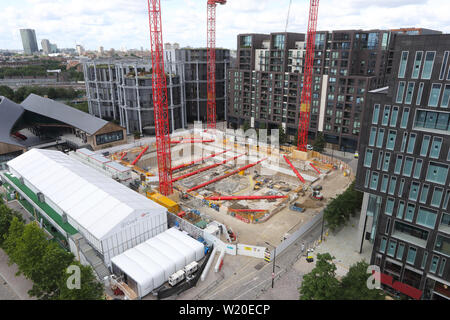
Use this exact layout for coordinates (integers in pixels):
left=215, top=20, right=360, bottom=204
left=354, top=151, right=359, bottom=159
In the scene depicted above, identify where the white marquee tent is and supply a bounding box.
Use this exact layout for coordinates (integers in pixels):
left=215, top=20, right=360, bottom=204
left=111, top=227, right=205, bottom=298
left=6, top=148, right=168, bottom=265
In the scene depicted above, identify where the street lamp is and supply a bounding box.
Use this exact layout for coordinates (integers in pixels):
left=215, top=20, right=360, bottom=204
left=265, top=241, right=276, bottom=289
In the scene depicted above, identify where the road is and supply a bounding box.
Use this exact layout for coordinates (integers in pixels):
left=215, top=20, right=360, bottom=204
left=202, top=216, right=324, bottom=300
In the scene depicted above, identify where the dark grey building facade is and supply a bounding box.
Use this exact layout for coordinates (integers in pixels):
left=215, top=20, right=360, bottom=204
left=20, top=29, right=39, bottom=55
left=227, top=30, right=392, bottom=151
left=355, top=34, right=450, bottom=300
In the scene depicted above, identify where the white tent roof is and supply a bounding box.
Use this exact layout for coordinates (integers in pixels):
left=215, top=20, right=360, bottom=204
left=7, top=148, right=167, bottom=241
left=111, top=227, right=205, bottom=297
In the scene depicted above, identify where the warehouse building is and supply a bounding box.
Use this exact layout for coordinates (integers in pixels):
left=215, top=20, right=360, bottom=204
left=111, top=227, right=205, bottom=298
left=1, top=148, right=168, bottom=267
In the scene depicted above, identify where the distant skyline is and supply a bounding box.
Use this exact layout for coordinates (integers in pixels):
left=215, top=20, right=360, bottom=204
left=1, top=0, right=449, bottom=51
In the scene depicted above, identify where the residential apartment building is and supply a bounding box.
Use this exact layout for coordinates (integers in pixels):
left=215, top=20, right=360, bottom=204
left=355, top=34, right=450, bottom=300
left=227, top=30, right=392, bottom=151
left=82, top=47, right=230, bottom=134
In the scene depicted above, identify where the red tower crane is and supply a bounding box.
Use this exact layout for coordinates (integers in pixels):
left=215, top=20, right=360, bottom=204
left=297, top=0, right=320, bottom=151
left=147, top=0, right=173, bottom=195
left=206, top=0, right=226, bottom=130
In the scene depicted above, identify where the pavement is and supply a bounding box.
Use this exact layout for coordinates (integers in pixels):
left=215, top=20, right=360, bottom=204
left=0, top=249, right=35, bottom=300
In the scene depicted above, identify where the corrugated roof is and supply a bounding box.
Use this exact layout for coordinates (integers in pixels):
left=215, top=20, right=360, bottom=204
left=0, top=96, right=26, bottom=148
left=7, top=148, right=167, bottom=241
left=21, top=94, right=108, bottom=135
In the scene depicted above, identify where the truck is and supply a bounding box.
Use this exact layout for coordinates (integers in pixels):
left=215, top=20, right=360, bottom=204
left=183, top=261, right=199, bottom=277
left=168, top=270, right=185, bottom=286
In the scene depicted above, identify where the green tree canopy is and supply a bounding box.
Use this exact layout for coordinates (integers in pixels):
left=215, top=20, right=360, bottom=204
left=299, top=253, right=341, bottom=300
left=313, top=132, right=326, bottom=152
left=57, top=261, right=104, bottom=300
left=0, top=204, right=24, bottom=247
left=340, top=261, right=385, bottom=300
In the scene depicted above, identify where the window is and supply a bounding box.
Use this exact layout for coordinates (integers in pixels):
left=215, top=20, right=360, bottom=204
left=397, top=201, right=405, bottom=219
left=394, top=155, right=403, bottom=174
left=438, top=258, right=446, bottom=276
left=405, top=203, right=415, bottom=222
left=386, top=130, right=396, bottom=150
left=416, top=82, right=424, bottom=105
left=409, top=181, right=420, bottom=201
left=382, top=153, right=391, bottom=172
left=414, top=109, right=450, bottom=132
left=400, top=107, right=409, bottom=128
left=364, top=170, right=370, bottom=188
left=430, top=256, right=439, bottom=273
left=382, top=105, right=391, bottom=126
left=403, top=157, right=414, bottom=177
left=385, top=198, right=395, bottom=216
left=421, top=252, right=428, bottom=269
left=95, top=130, right=124, bottom=145
left=364, top=148, right=373, bottom=167
left=413, top=159, right=423, bottom=179
left=398, top=178, right=405, bottom=197
left=426, top=162, right=449, bottom=185
left=420, top=135, right=431, bottom=156
left=400, top=132, right=408, bottom=152
left=390, top=106, right=399, bottom=127
left=431, top=187, right=443, bottom=207
left=429, top=137, right=442, bottom=159
left=381, top=175, right=389, bottom=193
left=385, top=218, right=391, bottom=234
left=428, top=83, right=442, bottom=107
left=380, top=237, right=387, bottom=253
left=376, top=128, right=384, bottom=148
left=439, top=51, right=449, bottom=80
left=417, top=207, right=437, bottom=228
left=369, top=127, right=377, bottom=146
left=388, top=176, right=397, bottom=195
left=405, top=82, right=415, bottom=104
left=434, top=234, right=450, bottom=256
left=442, top=84, right=450, bottom=108
left=394, top=221, right=429, bottom=246
left=370, top=172, right=379, bottom=190
left=443, top=191, right=450, bottom=210
left=406, top=247, right=417, bottom=265
left=372, top=104, right=380, bottom=124
left=398, top=51, right=409, bottom=78
left=419, top=184, right=429, bottom=204
left=396, top=243, right=405, bottom=260
left=387, top=240, right=397, bottom=257
left=412, top=51, right=423, bottom=79
left=421, top=51, right=435, bottom=79
left=407, top=133, right=416, bottom=154
left=396, top=81, right=406, bottom=103
left=377, top=151, right=384, bottom=170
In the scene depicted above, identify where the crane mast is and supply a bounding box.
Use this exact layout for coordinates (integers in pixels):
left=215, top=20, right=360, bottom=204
left=147, top=0, right=173, bottom=195
left=207, top=0, right=226, bottom=130
left=297, top=0, right=320, bottom=151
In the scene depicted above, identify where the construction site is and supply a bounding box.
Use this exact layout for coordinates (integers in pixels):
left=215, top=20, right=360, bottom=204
left=101, top=129, right=353, bottom=248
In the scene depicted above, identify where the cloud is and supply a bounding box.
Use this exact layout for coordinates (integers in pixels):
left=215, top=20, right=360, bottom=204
left=0, top=0, right=448, bottom=51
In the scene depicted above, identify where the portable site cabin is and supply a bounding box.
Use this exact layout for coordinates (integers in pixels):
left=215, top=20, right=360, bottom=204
left=5, top=148, right=168, bottom=266
left=111, top=227, right=205, bottom=299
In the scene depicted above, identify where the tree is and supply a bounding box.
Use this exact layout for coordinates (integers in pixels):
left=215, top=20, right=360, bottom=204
left=2, top=217, right=25, bottom=259
left=340, top=261, right=385, bottom=300
left=57, top=261, right=104, bottom=300
left=278, top=125, right=288, bottom=145
left=0, top=85, right=15, bottom=100
left=313, top=132, right=326, bottom=152
left=0, top=205, right=24, bottom=247
left=299, top=253, right=341, bottom=300
left=28, top=241, right=74, bottom=299
left=324, top=181, right=363, bottom=231
left=241, top=121, right=250, bottom=132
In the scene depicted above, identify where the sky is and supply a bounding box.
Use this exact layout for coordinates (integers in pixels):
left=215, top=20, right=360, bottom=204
left=1, top=0, right=449, bottom=51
